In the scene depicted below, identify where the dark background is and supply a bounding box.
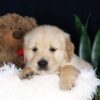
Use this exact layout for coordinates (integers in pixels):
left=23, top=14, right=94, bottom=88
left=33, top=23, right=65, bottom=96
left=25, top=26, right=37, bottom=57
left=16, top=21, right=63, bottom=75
left=0, top=0, right=100, bottom=53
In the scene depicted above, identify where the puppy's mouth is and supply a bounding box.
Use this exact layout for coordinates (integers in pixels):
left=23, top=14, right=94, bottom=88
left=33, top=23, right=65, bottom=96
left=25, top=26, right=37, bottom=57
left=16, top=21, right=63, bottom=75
left=37, top=69, right=49, bottom=75
left=37, top=66, right=49, bottom=75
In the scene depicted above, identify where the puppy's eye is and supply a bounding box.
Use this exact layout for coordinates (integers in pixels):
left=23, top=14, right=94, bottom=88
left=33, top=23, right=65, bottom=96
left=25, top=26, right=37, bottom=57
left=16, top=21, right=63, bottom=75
left=50, top=47, right=56, bottom=52
left=32, top=47, right=37, bottom=52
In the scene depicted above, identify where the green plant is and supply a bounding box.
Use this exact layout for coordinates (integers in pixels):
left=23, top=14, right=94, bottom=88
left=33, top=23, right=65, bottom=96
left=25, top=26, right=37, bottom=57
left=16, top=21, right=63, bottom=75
left=94, top=86, right=100, bottom=100
left=74, top=15, right=100, bottom=100
left=92, top=30, right=100, bottom=69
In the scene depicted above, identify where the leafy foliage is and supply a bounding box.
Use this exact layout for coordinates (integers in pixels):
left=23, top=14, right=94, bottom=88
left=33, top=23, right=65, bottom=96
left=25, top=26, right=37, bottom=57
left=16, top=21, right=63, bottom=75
left=94, top=86, right=100, bottom=100
left=74, top=15, right=100, bottom=100
left=74, top=15, right=84, bottom=37
left=79, top=29, right=91, bottom=62
left=74, top=15, right=91, bottom=62
left=92, top=30, right=100, bottom=68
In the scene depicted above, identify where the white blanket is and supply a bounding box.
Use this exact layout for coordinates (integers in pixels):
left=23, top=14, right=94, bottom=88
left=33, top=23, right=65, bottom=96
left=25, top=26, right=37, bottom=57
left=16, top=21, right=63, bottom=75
left=0, top=64, right=100, bottom=100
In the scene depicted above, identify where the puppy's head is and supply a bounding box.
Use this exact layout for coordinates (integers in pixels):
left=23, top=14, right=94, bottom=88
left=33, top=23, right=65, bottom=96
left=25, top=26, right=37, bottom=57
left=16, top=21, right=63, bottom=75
left=24, top=25, right=74, bottom=74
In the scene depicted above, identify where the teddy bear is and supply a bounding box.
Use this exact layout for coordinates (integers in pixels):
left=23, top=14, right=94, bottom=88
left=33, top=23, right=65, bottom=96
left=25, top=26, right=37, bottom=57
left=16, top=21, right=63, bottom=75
left=0, top=13, right=37, bottom=68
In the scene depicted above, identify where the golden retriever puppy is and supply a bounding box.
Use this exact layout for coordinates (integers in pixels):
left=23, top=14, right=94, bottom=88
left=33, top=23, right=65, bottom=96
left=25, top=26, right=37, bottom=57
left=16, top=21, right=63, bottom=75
left=20, top=25, right=92, bottom=90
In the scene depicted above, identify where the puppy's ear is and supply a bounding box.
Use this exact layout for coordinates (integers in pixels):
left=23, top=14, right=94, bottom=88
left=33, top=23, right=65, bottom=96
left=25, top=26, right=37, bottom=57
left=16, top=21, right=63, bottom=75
left=65, top=38, right=75, bottom=62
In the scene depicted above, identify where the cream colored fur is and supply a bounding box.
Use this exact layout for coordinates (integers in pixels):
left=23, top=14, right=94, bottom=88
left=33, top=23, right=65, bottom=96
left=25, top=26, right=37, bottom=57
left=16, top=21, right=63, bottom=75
left=20, top=25, right=93, bottom=90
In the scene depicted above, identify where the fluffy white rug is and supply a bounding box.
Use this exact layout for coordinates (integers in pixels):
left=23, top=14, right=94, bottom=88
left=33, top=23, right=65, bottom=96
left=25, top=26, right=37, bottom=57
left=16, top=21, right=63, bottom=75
left=0, top=64, right=100, bottom=100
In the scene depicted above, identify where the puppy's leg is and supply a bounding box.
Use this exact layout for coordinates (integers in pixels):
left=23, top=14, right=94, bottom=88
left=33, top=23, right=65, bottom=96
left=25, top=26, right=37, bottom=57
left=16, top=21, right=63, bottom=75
left=59, top=65, right=80, bottom=90
left=19, top=67, right=34, bottom=79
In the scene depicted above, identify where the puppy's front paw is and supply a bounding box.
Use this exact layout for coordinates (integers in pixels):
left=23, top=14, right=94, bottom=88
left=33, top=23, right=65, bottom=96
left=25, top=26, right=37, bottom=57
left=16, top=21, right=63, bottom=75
left=19, top=67, right=34, bottom=80
left=59, top=65, right=80, bottom=90
left=60, top=75, right=76, bottom=90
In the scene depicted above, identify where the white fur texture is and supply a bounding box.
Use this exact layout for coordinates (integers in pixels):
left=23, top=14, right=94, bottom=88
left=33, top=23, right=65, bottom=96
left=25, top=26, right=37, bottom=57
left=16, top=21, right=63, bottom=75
left=0, top=64, right=100, bottom=100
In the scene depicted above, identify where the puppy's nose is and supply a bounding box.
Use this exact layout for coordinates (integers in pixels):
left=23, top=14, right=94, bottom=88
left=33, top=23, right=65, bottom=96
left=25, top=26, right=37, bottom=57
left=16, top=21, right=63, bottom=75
left=38, top=59, right=48, bottom=70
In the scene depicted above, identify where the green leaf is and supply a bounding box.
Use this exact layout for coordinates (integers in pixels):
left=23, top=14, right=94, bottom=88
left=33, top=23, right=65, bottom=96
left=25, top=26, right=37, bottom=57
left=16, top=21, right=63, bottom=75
left=74, top=15, right=84, bottom=37
left=79, top=27, right=91, bottom=62
left=85, top=14, right=91, bottom=30
left=94, top=86, right=100, bottom=100
left=92, top=30, right=100, bottom=68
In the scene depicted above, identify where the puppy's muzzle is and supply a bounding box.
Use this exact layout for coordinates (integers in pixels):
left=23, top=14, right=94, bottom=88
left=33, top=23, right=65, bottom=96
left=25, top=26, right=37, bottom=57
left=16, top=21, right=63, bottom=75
left=37, top=59, right=48, bottom=70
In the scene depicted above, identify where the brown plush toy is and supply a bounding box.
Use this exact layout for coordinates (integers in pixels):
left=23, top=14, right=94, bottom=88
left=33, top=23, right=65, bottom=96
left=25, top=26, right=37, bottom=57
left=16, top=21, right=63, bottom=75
left=0, top=13, right=37, bottom=68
